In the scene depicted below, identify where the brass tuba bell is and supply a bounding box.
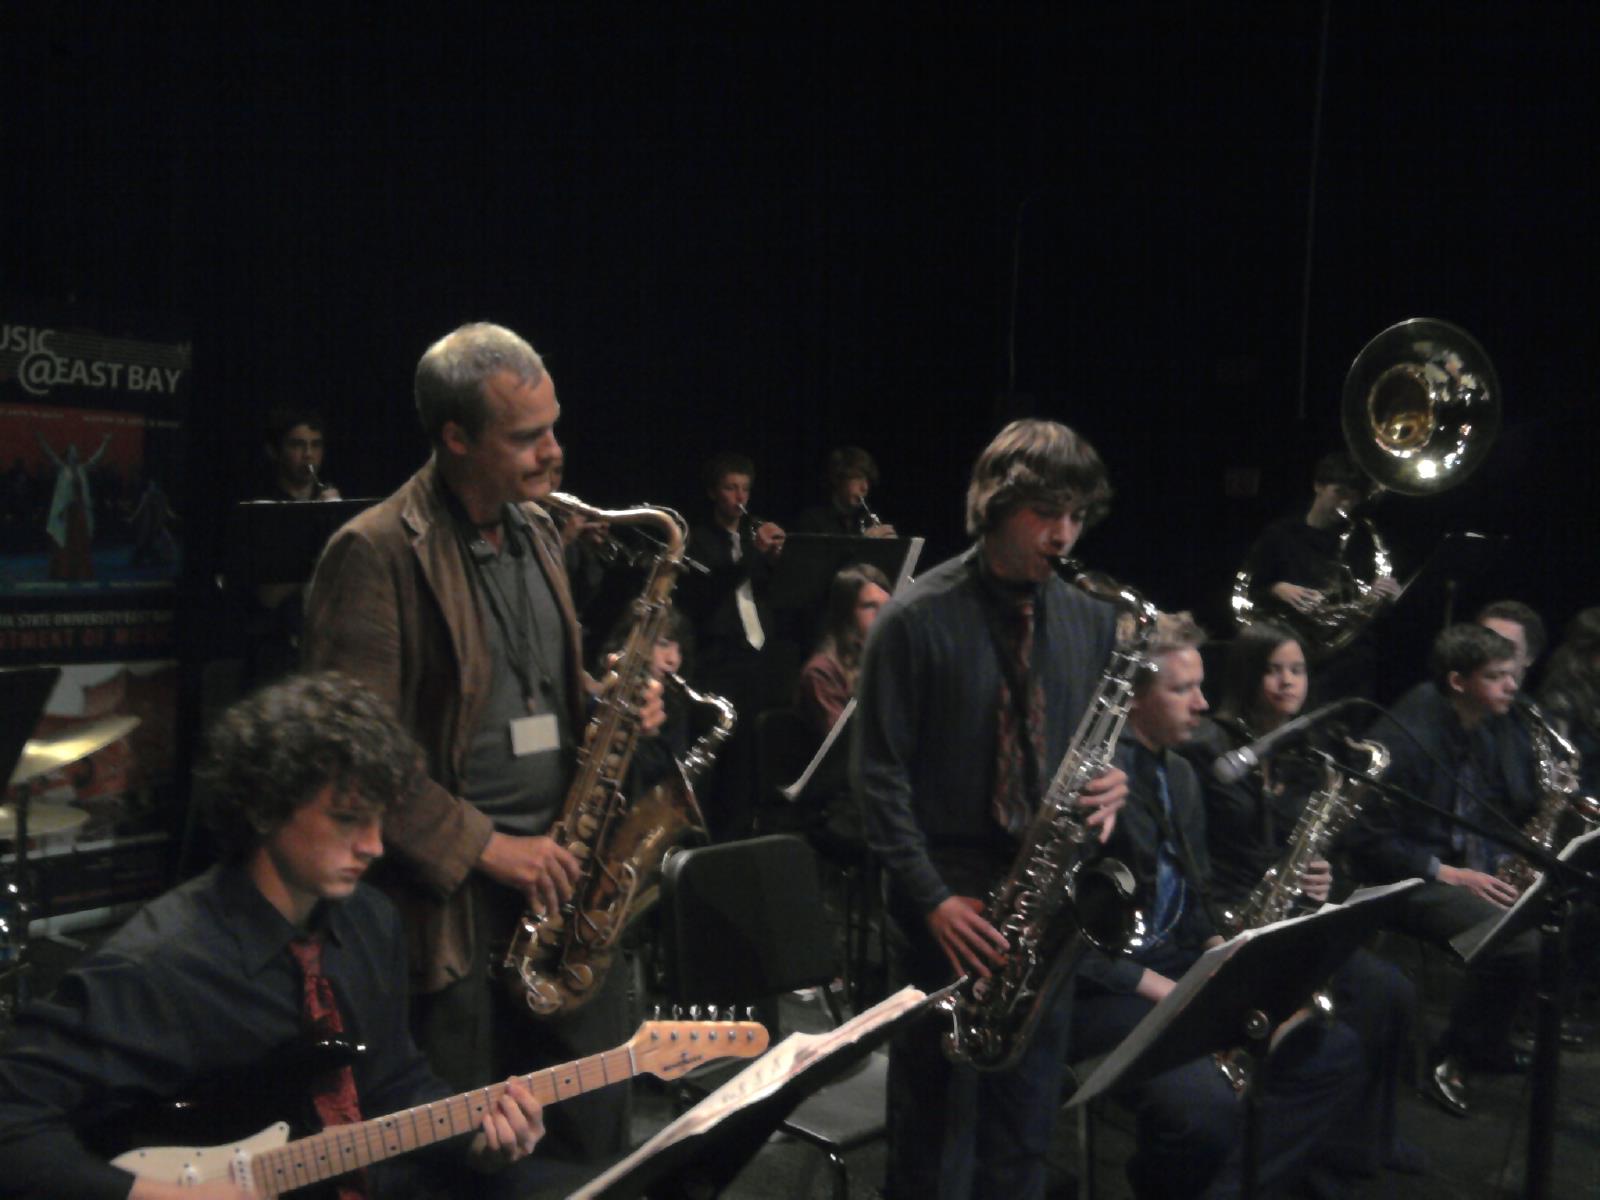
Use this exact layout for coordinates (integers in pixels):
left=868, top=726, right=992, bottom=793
left=1341, top=317, right=1501, bottom=496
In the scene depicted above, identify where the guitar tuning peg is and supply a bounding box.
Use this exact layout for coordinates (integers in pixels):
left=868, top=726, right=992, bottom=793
left=744, top=1005, right=756, bottom=1021
left=690, top=1004, right=702, bottom=1020
left=671, top=1004, right=682, bottom=1020
left=709, top=1004, right=720, bottom=1021
left=653, top=1005, right=662, bottom=1021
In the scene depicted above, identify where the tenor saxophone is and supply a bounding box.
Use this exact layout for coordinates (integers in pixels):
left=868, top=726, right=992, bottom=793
left=940, top=567, right=1149, bottom=1072
left=503, top=492, right=706, bottom=1017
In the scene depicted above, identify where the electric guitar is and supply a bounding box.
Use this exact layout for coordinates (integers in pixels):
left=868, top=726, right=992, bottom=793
left=112, top=1018, right=768, bottom=1195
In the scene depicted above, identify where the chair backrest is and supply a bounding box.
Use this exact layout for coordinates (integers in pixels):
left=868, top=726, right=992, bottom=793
left=660, top=833, right=838, bottom=1006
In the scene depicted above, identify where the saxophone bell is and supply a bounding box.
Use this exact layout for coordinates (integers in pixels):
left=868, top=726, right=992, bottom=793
left=503, top=492, right=704, bottom=1018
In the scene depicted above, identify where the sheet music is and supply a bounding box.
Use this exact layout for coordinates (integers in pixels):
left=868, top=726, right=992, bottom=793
left=1452, top=825, right=1600, bottom=962
left=891, top=536, right=924, bottom=593
left=1069, top=878, right=1423, bottom=1108
left=571, top=985, right=931, bottom=1199
left=779, top=536, right=923, bottom=804
left=780, top=698, right=855, bottom=803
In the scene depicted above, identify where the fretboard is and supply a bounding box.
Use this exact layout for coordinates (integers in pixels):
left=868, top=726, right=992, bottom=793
left=248, top=1043, right=637, bottom=1195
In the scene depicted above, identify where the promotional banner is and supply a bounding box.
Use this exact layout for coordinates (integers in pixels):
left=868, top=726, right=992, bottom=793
left=0, top=311, right=190, bottom=918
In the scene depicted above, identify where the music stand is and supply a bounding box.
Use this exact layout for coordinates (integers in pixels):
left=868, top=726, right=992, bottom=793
left=1403, top=530, right=1507, bottom=626
left=0, top=665, right=64, bottom=1023
left=1068, top=881, right=1421, bottom=1200
left=767, top=534, right=920, bottom=627
left=1452, top=827, right=1600, bottom=1200
left=572, top=983, right=950, bottom=1199
left=223, top=498, right=376, bottom=587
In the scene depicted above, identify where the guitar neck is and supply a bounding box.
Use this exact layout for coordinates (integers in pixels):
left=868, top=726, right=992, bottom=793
left=248, top=1043, right=637, bottom=1194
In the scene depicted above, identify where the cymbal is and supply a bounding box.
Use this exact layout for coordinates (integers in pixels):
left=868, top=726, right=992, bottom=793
left=0, top=802, right=89, bottom=839
left=9, top=714, right=140, bottom=787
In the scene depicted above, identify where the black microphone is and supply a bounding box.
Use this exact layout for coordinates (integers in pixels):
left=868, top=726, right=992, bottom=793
left=1211, top=698, right=1361, bottom=785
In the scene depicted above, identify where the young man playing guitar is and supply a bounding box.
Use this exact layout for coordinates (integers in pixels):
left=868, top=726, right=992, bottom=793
left=0, top=673, right=547, bottom=1200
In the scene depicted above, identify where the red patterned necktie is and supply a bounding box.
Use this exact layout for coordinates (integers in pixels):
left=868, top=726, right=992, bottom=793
left=992, top=599, right=1048, bottom=836
left=288, top=937, right=368, bottom=1200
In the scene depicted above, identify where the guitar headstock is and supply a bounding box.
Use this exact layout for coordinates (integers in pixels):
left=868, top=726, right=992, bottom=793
left=629, top=1020, right=770, bottom=1080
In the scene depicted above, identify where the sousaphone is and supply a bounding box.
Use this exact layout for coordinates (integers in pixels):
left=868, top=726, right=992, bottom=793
left=1233, top=318, right=1501, bottom=656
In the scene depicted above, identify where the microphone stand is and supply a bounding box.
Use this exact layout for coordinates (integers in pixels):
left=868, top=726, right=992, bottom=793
left=1328, top=759, right=1600, bottom=1199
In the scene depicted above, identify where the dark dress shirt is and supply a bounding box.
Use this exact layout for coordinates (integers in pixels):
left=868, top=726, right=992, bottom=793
left=1078, top=734, right=1219, bottom=995
left=1182, top=717, right=1330, bottom=907
left=854, top=546, right=1117, bottom=918
left=681, top=517, right=775, bottom=668
left=1242, top=515, right=1349, bottom=597
left=0, top=865, right=446, bottom=1200
left=1350, top=682, right=1537, bottom=883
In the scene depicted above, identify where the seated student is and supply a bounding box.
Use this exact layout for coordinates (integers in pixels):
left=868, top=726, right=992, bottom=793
left=1348, top=623, right=1541, bottom=1117
left=1476, top=599, right=1547, bottom=689
left=605, top=604, right=697, bottom=766
left=261, top=405, right=340, bottom=502
left=0, top=673, right=547, bottom=1200
left=1189, top=621, right=1424, bottom=1178
left=246, top=407, right=342, bottom=684
left=1073, top=613, right=1364, bottom=1200
left=1541, top=607, right=1600, bottom=1034
left=795, top=562, right=892, bottom=737
left=1236, top=451, right=1398, bottom=705
left=793, top=446, right=897, bottom=538
left=1541, top=606, right=1600, bottom=796
left=681, top=453, right=786, bottom=838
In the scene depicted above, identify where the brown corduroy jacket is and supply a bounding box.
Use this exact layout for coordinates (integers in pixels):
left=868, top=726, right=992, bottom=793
left=302, top=457, right=586, bottom=993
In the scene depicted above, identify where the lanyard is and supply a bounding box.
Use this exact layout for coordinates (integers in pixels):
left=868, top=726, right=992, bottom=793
left=470, top=518, right=554, bottom=709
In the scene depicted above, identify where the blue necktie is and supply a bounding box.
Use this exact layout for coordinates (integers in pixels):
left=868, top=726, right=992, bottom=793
left=1149, top=762, right=1186, bottom=946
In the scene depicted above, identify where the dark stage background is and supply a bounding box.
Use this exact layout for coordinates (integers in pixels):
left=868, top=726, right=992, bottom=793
left=5, top=3, right=1596, bottom=694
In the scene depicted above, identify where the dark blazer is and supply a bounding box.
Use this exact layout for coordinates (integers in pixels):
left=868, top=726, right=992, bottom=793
left=1350, top=681, right=1537, bottom=883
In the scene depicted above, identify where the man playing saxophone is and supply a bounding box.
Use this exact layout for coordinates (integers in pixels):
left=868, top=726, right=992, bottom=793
left=302, top=322, right=665, bottom=1182
left=1070, top=614, right=1365, bottom=1199
left=856, top=419, right=1127, bottom=1200
left=1347, top=623, right=1540, bottom=1117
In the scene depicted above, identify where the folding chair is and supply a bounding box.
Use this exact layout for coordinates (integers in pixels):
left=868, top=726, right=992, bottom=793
left=659, top=833, right=888, bottom=1200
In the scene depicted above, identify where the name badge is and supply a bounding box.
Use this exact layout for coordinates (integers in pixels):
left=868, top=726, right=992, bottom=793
left=510, top=713, right=561, bottom=757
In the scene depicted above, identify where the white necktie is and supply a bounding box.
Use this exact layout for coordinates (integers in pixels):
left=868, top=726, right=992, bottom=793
left=729, top=530, right=765, bottom=650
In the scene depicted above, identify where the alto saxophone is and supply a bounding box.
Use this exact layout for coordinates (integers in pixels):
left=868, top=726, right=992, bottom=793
left=1496, top=695, right=1600, bottom=894
left=1214, top=733, right=1389, bottom=1090
left=941, top=567, right=1148, bottom=1072
left=503, top=492, right=706, bottom=1017
left=1224, top=734, right=1391, bottom=933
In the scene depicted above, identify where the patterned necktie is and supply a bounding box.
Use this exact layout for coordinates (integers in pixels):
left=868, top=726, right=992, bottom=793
left=992, top=598, right=1048, bottom=836
left=288, top=937, right=367, bottom=1200
left=1148, top=761, right=1187, bottom=946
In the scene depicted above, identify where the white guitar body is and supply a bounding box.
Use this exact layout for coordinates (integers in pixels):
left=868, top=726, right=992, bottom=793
left=112, top=1122, right=288, bottom=1190
left=106, top=1019, right=768, bottom=1197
